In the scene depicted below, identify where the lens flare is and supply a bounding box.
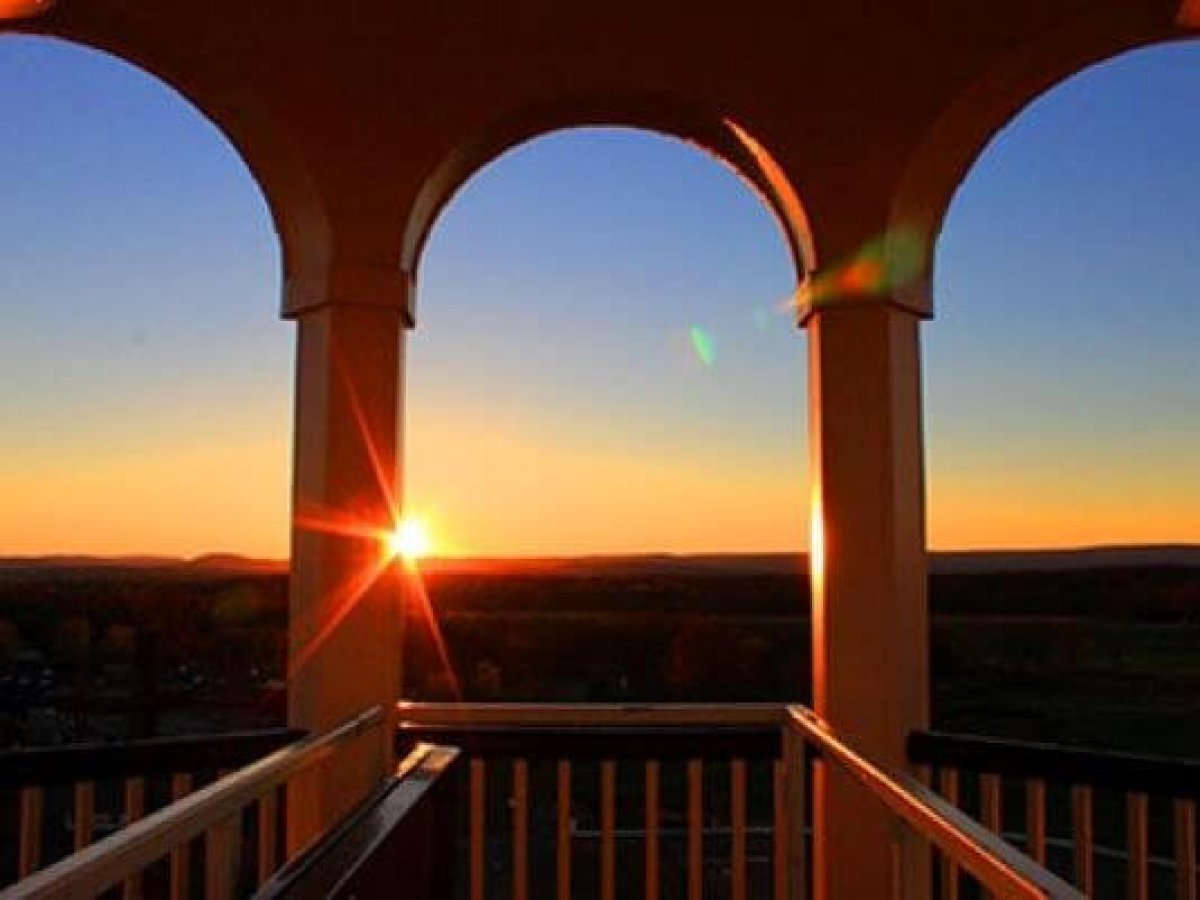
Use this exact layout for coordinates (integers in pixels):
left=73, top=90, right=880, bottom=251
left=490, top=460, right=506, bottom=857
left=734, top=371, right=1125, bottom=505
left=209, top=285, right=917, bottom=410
left=784, top=226, right=927, bottom=313
left=388, top=517, right=432, bottom=561
left=689, top=326, right=716, bottom=367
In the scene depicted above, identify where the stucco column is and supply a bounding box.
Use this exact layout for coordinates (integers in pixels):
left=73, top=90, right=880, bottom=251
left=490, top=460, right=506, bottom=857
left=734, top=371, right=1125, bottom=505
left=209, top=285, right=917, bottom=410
left=286, top=297, right=406, bottom=850
left=806, top=301, right=930, bottom=900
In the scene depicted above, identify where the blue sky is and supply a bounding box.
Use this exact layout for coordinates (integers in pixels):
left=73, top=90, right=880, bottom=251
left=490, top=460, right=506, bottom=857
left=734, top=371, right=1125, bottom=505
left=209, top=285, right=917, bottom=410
left=0, top=34, right=1195, bottom=556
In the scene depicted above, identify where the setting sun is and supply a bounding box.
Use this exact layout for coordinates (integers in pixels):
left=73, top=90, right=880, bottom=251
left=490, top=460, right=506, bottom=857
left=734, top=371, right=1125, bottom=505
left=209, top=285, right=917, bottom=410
left=387, top=518, right=433, bottom=561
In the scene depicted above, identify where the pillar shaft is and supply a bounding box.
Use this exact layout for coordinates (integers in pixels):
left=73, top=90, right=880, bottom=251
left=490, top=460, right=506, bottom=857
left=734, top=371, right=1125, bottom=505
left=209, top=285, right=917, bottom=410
left=287, top=302, right=404, bottom=850
left=807, top=302, right=930, bottom=900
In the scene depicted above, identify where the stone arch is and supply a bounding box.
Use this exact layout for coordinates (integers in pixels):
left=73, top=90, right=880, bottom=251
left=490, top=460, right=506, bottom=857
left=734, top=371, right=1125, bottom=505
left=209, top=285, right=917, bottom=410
left=400, top=93, right=816, bottom=302
left=0, top=23, right=330, bottom=314
left=889, top=9, right=1194, bottom=314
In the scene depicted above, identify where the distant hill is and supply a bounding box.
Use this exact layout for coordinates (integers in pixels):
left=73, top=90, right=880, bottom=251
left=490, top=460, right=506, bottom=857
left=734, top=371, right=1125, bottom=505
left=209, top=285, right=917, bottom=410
left=932, top=545, right=1200, bottom=574
left=0, top=544, right=1197, bottom=577
left=0, top=553, right=285, bottom=574
left=185, top=554, right=288, bottom=574
left=422, top=546, right=1200, bottom=577
left=0, top=554, right=182, bottom=571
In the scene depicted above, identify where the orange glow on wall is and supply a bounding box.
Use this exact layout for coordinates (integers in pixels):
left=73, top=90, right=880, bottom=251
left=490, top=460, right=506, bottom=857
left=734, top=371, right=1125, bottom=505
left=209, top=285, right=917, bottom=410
left=0, top=0, right=54, bottom=20
left=1179, top=0, right=1200, bottom=28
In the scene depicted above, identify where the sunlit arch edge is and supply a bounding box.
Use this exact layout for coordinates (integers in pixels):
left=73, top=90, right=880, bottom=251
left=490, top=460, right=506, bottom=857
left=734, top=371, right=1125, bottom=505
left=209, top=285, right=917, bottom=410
left=399, top=93, right=817, bottom=325
left=891, top=7, right=1194, bottom=317
left=0, top=23, right=329, bottom=316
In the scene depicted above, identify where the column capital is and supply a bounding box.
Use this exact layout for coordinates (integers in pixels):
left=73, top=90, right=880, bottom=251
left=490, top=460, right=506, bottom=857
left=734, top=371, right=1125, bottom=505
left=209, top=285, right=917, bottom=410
left=284, top=262, right=415, bottom=326
left=795, top=273, right=933, bottom=327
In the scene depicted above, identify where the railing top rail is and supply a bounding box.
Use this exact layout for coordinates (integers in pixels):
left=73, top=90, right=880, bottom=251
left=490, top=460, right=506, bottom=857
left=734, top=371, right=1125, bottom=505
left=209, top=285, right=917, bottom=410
left=396, top=700, right=788, bottom=728
left=0, top=706, right=383, bottom=900
left=0, top=727, right=307, bottom=789
left=909, top=729, right=1200, bottom=799
left=786, top=707, right=1085, bottom=900
left=398, top=722, right=782, bottom=760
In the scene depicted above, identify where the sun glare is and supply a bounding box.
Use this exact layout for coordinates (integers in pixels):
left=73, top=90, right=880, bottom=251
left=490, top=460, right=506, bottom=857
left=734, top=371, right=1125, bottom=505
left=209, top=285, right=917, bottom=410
left=387, top=518, right=432, bottom=561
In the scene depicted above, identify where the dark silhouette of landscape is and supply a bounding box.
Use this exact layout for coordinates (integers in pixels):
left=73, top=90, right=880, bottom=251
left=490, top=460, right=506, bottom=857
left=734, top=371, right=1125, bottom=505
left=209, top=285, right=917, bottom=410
left=1, top=546, right=1197, bottom=757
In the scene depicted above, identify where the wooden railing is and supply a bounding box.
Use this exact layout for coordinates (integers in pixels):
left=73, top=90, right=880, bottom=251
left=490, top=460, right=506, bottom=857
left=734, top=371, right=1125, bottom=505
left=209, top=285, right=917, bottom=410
left=10, top=704, right=1186, bottom=899
left=1, top=726, right=304, bottom=889
left=397, top=702, right=785, bottom=900
left=910, top=730, right=1200, bottom=900
left=398, top=702, right=1083, bottom=900
left=785, top=708, right=1083, bottom=899
left=0, top=707, right=382, bottom=900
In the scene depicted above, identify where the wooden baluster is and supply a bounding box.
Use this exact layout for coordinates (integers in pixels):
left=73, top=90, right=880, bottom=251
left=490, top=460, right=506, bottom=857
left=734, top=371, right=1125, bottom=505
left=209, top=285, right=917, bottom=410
left=205, top=813, right=239, bottom=900
left=938, top=768, right=961, bottom=900
left=19, top=785, right=44, bottom=878
left=74, top=781, right=96, bottom=851
left=980, top=774, right=1002, bottom=835
left=257, top=789, right=278, bottom=887
left=1071, top=785, right=1094, bottom=896
left=731, top=759, right=748, bottom=900
left=978, top=773, right=1003, bottom=900
left=1176, top=799, right=1198, bottom=900
left=170, top=773, right=193, bottom=900
left=557, top=761, right=572, bottom=900
left=470, top=760, right=485, bottom=900
left=646, top=760, right=661, bottom=900
left=688, top=759, right=703, bottom=900
left=1127, top=792, right=1150, bottom=900
left=1025, top=779, right=1046, bottom=866
left=774, top=760, right=787, bottom=900
left=513, top=760, right=529, bottom=900
left=600, top=761, right=616, bottom=900
left=123, top=778, right=147, bottom=899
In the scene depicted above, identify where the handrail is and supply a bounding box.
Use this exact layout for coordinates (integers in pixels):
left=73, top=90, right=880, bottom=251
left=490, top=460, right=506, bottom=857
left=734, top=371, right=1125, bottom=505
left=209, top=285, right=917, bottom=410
left=397, top=700, right=787, bottom=727
left=254, top=743, right=463, bottom=899
left=909, top=729, right=1200, bottom=799
left=0, top=727, right=307, bottom=789
left=2, top=706, right=383, bottom=900
left=786, top=706, right=1085, bottom=900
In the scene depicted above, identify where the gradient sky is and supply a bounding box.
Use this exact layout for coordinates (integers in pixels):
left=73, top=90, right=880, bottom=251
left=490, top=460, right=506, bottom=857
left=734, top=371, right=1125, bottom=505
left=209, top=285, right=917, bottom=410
left=0, top=35, right=1196, bottom=557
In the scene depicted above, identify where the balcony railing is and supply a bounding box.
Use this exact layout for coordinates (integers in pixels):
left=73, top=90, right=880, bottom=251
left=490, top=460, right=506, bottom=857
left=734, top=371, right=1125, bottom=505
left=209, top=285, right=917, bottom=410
left=0, top=707, right=382, bottom=900
left=785, top=708, right=1080, bottom=899
left=398, top=702, right=1083, bottom=900
left=911, top=730, right=1200, bottom=900
left=6, top=701, right=1191, bottom=899
left=398, top=702, right=785, bottom=900
left=0, top=726, right=304, bottom=889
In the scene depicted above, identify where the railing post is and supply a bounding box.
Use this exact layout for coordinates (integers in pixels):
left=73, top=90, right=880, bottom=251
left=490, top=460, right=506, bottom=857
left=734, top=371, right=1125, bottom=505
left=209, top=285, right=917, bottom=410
left=782, top=724, right=807, bottom=900
left=431, top=753, right=463, bottom=900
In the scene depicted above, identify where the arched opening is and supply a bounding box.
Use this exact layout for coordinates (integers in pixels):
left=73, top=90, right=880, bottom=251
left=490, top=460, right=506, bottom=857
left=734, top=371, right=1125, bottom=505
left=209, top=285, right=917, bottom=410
left=402, top=126, right=809, bottom=702
left=0, top=35, right=288, bottom=740
left=928, top=40, right=1200, bottom=754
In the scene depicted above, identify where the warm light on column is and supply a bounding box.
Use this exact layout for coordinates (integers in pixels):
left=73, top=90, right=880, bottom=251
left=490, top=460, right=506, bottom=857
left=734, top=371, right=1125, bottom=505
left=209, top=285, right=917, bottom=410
left=0, top=0, right=55, bottom=20
left=1180, top=0, right=1200, bottom=27
left=809, top=495, right=826, bottom=595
